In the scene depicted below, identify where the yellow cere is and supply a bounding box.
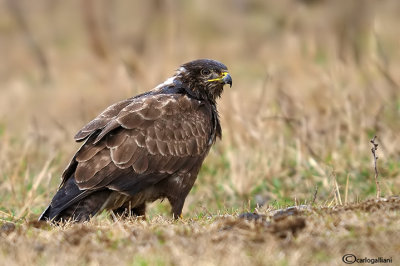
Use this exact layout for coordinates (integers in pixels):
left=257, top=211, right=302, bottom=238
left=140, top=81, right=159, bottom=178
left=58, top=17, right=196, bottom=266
left=207, top=71, right=229, bottom=82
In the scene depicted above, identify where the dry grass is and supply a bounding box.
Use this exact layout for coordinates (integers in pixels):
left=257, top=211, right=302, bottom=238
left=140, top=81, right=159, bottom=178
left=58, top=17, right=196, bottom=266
left=1, top=0, right=400, bottom=265
left=2, top=198, right=400, bottom=266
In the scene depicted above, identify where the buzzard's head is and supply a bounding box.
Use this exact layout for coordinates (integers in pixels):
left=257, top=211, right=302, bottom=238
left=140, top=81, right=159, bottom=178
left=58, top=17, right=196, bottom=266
left=175, top=59, right=232, bottom=102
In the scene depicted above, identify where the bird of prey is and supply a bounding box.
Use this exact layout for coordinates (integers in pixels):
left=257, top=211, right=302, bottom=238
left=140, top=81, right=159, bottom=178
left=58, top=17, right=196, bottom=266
left=39, top=59, right=232, bottom=222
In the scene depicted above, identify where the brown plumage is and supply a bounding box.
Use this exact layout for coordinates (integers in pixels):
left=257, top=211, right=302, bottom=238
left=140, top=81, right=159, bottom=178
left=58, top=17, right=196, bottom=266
left=39, top=59, right=232, bottom=222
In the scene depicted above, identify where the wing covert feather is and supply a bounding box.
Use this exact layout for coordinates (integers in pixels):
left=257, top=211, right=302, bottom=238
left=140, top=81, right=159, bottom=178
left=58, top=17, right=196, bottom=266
left=74, top=98, right=133, bottom=141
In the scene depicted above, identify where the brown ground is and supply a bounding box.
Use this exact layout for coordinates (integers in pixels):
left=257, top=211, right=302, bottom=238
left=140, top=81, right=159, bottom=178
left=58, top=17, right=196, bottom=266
left=2, top=197, right=399, bottom=266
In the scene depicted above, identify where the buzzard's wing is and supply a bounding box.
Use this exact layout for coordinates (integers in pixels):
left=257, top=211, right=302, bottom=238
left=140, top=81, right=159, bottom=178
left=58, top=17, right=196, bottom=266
left=71, top=93, right=211, bottom=192
left=40, top=93, right=213, bottom=221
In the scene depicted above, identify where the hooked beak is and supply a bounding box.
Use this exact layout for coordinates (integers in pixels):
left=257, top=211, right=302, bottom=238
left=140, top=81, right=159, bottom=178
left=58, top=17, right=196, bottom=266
left=222, top=72, right=232, bottom=88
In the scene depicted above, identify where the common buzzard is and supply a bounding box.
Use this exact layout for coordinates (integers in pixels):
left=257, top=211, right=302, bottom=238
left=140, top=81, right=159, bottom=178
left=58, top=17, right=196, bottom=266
left=39, top=59, right=232, bottom=222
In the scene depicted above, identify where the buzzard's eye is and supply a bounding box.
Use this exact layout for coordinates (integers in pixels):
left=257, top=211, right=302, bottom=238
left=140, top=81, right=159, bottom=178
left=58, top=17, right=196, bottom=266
left=201, top=69, right=211, bottom=76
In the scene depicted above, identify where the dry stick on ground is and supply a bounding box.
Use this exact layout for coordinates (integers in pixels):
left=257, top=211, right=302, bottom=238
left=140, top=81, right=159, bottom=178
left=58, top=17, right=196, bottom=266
left=311, top=185, right=318, bottom=205
left=370, top=136, right=381, bottom=198
left=344, top=174, right=350, bottom=204
left=332, top=171, right=342, bottom=205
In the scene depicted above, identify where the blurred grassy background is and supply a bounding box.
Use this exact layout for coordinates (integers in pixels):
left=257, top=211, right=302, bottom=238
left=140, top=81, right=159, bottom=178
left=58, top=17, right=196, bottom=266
left=1, top=0, right=400, bottom=220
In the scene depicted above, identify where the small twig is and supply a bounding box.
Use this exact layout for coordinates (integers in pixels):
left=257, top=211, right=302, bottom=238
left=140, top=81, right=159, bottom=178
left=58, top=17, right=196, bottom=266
left=311, top=185, right=318, bottom=205
left=344, top=174, right=350, bottom=205
left=370, top=136, right=381, bottom=198
left=201, top=205, right=213, bottom=218
left=333, top=171, right=342, bottom=205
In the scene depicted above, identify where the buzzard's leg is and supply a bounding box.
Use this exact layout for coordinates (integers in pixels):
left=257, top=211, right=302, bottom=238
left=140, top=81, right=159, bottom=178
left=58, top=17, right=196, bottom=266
left=166, top=171, right=200, bottom=219
left=168, top=196, right=185, bottom=219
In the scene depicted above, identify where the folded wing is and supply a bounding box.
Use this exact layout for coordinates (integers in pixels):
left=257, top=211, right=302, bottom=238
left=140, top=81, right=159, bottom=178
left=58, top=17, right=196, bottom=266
left=70, top=93, right=211, bottom=193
